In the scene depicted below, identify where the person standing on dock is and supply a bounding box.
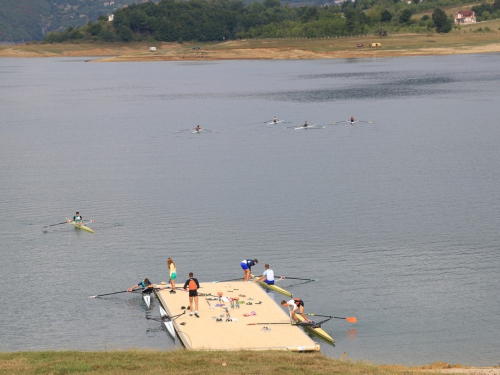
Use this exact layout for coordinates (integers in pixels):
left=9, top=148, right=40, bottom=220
left=281, top=298, right=313, bottom=324
left=127, top=278, right=154, bottom=294
left=168, top=258, right=177, bottom=294
left=241, top=259, right=258, bottom=282
left=183, top=272, right=200, bottom=317
left=258, top=264, right=274, bottom=285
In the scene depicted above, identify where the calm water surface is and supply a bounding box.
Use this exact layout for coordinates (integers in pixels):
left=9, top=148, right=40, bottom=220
left=0, top=54, right=499, bottom=366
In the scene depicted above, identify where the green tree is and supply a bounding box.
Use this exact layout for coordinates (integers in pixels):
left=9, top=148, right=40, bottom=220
left=399, top=9, right=412, bottom=24
left=118, top=24, right=133, bottom=41
left=381, top=10, right=392, bottom=22
left=432, top=7, right=452, bottom=33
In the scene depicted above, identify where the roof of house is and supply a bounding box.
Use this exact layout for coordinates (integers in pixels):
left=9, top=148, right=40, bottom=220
left=456, top=10, right=475, bottom=16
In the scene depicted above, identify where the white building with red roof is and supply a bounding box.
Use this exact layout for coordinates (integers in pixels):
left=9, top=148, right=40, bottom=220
left=454, top=10, right=476, bottom=24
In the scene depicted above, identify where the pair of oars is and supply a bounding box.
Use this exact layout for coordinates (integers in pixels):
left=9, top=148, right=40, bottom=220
left=88, top=286, right=184, bottom=298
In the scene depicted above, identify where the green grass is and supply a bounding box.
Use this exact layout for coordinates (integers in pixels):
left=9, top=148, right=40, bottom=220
left=0, top=350, right=455, bottom=375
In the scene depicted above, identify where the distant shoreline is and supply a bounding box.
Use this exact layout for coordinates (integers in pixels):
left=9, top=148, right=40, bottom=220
left=2, top=32, right=500, bottom=62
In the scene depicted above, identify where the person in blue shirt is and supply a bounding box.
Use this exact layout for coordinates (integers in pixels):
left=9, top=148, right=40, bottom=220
left=127, top=278, right=154, bottom=294
left=241, top=259, right=258, bottom=282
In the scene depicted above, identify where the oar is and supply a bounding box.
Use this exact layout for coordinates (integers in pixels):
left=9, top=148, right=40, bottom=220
left=305, top=314, right=357, bottom=323
left=212, top=278, right=242, bottom=283
left=88, top=290, right=140, bottom=298
left=42, top=221, right=68, bottom=229
left=87, top=220, right=120, bottom=226
left=279, top=276, right=315, bottom=281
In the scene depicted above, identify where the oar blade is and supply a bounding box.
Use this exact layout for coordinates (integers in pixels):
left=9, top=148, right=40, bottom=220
left=346, top=317, right=357, bottom=323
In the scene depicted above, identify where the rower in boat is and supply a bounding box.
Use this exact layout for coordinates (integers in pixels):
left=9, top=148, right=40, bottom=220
left=257, top=264, right=274, bottom=285
left=195, top=125, right=201, bottom=132
left=127, top=278, right=154, bottom=294
left=273, top=117, right=278, bottom=123
left=73, top=212, right=83, bottom=225
left=241, top=259, right=258, bottom=282
left=350, top=116, right=355, bottom=124
left=303, top=121, right=308, bottom=128
left=281, top=298, right=313, bottom=324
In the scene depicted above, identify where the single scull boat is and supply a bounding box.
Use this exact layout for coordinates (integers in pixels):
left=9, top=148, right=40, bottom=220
left=159, top=305, right=176, bottom=338
left=295, top=314, right=335, bottom=345
left=252, top=276, right=293, bottom=297
left=66, top=219, right=94, bottom=233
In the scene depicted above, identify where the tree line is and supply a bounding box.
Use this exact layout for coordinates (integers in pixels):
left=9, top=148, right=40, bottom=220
left=44, top=0, right=481, bottom=43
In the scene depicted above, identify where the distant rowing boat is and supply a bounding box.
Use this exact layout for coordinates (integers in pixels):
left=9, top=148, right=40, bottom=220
left=291, top=125, right=325, bottom=130
left=66, top=219, right=94, bottom=233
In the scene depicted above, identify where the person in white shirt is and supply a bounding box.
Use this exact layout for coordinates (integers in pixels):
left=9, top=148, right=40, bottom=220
left=281, top=298, right=312, bottom=323
left=258, top=264, right=274, bottom=285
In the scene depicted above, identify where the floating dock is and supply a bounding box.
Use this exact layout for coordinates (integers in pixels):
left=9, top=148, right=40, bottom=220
left=155, top=281, right=320, bottom=351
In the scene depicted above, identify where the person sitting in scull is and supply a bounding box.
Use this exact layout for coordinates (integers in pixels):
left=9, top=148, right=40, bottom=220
left=195, top=125, right=201, bottom=132
left=257, top=264, right=274, bottom=285
left=303, top=121, right=308, bottom=128
left=273, top=117, right=277, bottom=123
left=73, top=212, right=82, bottom=225
left=127, top=278, right=154, bottom=294
left=350, top=116, right=354, bottom=123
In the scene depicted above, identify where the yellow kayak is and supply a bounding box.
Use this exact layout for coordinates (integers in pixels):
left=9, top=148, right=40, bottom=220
left=253, top=277, right=293, bottom=297
left=296, top=314, right=335, bottom=345
left=66, top=219, right=94, bottom=233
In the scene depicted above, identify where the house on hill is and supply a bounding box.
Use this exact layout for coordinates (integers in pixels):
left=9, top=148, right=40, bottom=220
left=454, top=10, right=476, bottom=24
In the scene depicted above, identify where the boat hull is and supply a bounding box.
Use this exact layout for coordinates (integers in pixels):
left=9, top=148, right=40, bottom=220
left=143, top=294, right=151, bottom=308
left=255, top=279, right=293, bottom=297
left=296, top=314, right=335, bottom=345
left=67, top=219, right=94, bottom=233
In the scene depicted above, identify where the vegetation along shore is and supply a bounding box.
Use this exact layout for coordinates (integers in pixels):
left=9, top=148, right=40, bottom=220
left=1, top=350, right=499, bottom=375
left=2, top=26, right=500, bottom=62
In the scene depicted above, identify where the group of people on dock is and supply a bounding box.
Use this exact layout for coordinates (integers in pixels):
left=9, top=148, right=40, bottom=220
left=127, top=258, right=201, bottom=317
left=241, top=258, right=313, bottom=324
left=127, top=257, right=312, bottom=323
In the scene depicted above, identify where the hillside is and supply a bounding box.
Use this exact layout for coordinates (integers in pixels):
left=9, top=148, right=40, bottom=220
left=0, top=0, right=155, bottom=43
left=0, top=0, right=49, bottom=42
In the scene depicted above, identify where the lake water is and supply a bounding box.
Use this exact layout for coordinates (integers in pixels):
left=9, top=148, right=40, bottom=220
left=0, top=54, right=499, bottom=366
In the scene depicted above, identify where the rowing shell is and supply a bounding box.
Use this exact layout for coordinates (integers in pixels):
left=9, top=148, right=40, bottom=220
left=66, top=219, right=94, bottom=233
left=266, top=120, right=284, bottom=125
left=254, top=278, right=293, bottom=297
left=295, top=314, right=335, bottom=345
left=159, top=305, right=176, bottom=338
left=294, top=125, right=325, bottom=130
left=142, top=293, right=151, bottom=309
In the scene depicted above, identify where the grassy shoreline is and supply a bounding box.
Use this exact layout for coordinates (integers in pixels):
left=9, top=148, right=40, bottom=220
left=0, top=350, right=482, bottom=375
left=2, top=28, right=500, bottom=62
